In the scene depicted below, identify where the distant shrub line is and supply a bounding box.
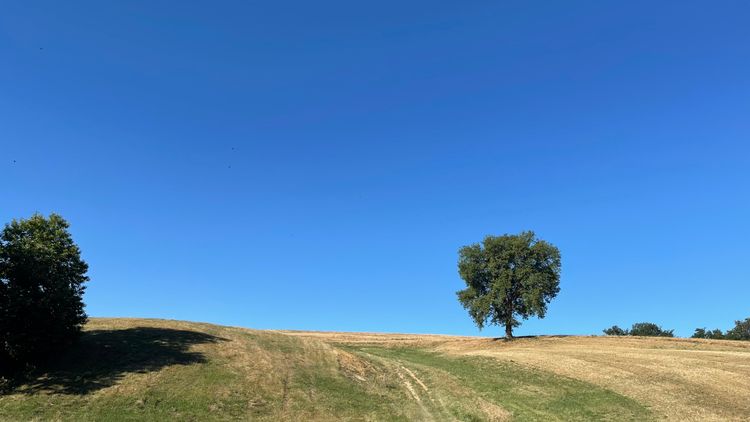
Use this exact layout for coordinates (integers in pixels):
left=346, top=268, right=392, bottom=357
left=691, top=318, right=750, bottom=341
left=603, top=318, right=750, bottom=341
left=603, top=322, right=674, bottom=337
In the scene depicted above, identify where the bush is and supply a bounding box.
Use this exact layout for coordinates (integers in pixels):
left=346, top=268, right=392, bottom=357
left=0, top=214, right=89, bottom=375
left=603, top=325, right=628, bottom=336
left=628, top=322, right=674, bottom=337
left=725, top=318, right=750, bottom=341
left=603, top=322, right=673, bottom=337
left=691, top=328, right=725, bottom=340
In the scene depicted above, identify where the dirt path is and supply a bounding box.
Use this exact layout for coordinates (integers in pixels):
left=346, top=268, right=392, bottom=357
left=377, top=357, right=437, bottom=421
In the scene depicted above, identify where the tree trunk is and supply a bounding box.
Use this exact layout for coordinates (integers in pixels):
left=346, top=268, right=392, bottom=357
left=505, top=323, right=513, bottom=340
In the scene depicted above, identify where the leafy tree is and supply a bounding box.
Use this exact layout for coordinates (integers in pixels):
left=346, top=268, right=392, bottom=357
left=628, top=322, right=673, bottom=337
left=725, top=318, right=750, bottom=341
left=0, top=214, right=89, bottom=374
left=603, top=325, right=628, bottom=336
left=456, top=231, right=561, bottom=339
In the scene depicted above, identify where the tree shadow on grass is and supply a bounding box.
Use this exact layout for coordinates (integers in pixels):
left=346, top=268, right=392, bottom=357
left=491, top=334, right=573, bottom=342
left=10, top=327, right=226, bottom=395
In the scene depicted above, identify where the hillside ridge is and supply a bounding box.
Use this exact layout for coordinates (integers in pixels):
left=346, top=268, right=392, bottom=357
left=0, top=318, right=748, bottom=421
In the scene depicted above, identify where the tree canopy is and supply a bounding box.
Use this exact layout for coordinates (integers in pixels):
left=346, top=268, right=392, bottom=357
left=0, top=213, right=89, bottom=374
left=456, top=231, right=561, bottom=339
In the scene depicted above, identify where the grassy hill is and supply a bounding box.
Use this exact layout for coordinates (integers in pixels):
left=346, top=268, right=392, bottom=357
left=1, top=319, right=749, bottom=421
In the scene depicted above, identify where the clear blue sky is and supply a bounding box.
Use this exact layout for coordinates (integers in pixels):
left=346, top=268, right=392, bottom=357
left=2, top=1, right=749, bottom=337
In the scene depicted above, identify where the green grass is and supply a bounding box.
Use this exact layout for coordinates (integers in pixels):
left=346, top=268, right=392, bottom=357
left=352, top=346, right=652, bottom=421
left=0, top=319, right=417, bottom=421
left=0, top=319, right=653, bottom=421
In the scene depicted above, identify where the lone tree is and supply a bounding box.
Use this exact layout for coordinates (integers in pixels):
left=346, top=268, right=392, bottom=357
left=457, top=231, right=560, bottom=339
left=0, top=214, right=89, bottom=374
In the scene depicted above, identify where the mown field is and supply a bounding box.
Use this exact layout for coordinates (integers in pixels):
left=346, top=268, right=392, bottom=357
left=1, top=318, right=748, bottom=421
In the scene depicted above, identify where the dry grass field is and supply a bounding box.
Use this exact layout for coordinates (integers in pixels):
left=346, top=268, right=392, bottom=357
left=287, top=330, right=750, bottom=421
left=1, top=318, right=748, bottom=421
